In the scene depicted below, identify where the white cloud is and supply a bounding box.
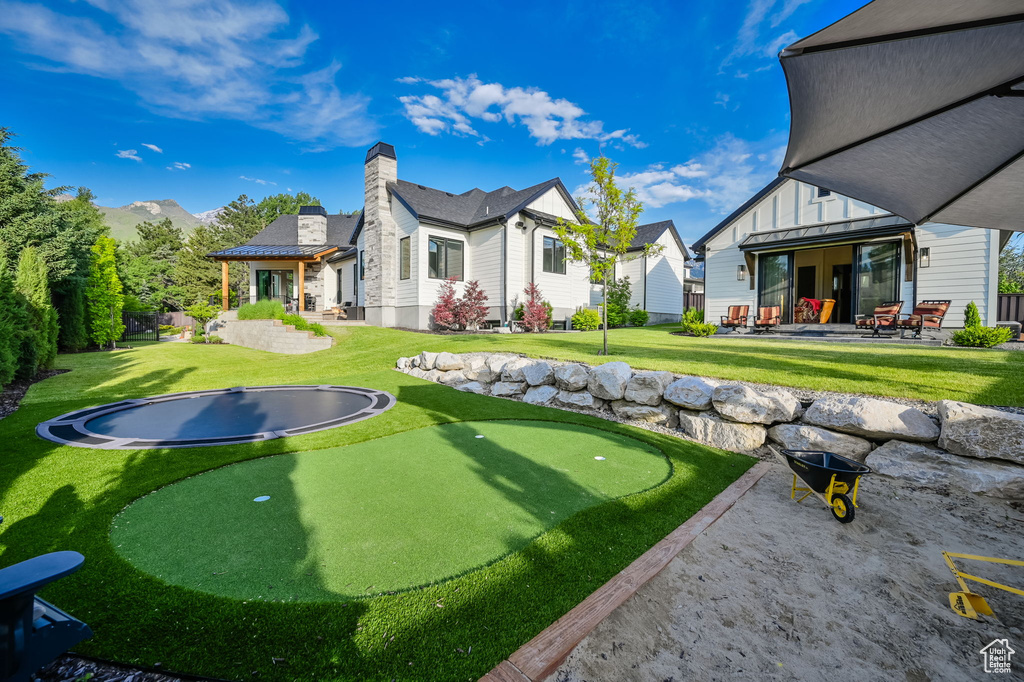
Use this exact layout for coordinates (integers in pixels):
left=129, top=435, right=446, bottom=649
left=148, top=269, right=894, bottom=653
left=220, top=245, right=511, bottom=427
left=723, top=0, right=813, bottom=69
left=116, top=149, right=142, bottom=161
left=572, top=135, right=783, bottom=212
left=240, top=175, right=276, bottom=186
left=142, top=143, right=163, bottom=153
left=0, top=0, right=375, bottom=149
left=395, top=76, right=421, bottom=84
left=572, top=148, right=590, bottom=165
left=399, top=74, right=643, bottom=147
left=167, top=161, right=191, bottom=170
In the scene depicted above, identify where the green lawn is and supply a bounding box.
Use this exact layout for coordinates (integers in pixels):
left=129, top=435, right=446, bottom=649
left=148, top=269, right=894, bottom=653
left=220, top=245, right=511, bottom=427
left=0, top=333, right=751, bottom=682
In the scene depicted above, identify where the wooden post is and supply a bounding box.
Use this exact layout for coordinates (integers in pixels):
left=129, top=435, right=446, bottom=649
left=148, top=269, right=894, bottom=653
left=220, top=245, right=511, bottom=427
left=298, top=261, right=305, bottom=312
left=221, top=261, right=230, bottom=311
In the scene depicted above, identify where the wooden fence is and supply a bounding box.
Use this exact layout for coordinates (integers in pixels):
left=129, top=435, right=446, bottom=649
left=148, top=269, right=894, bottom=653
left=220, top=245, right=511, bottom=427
left=157, top=311, right=195, bottom=328
left=997, top=294, right=1024, bottom=323
left=683, top=292, right=705, bottom=312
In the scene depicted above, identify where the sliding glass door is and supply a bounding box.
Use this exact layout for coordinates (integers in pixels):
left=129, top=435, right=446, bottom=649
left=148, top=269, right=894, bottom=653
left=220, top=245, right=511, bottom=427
left=855, top=242, right=900, bottom=316
left=758, top=252, right=793, bottom=323
left=256, top=269, right=294, bottom=304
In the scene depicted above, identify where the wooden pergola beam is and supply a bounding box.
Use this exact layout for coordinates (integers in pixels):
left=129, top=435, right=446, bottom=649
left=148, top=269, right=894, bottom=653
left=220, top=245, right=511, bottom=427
left=221, top=261, right=230, bottom=311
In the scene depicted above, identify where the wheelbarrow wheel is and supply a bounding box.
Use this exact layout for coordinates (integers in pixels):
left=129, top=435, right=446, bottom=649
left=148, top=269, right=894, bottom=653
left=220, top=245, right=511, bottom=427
left=830, top=493, right=855, bottom=524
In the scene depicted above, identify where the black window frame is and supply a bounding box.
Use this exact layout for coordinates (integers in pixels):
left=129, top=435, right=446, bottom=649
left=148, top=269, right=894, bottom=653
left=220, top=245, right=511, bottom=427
left=543, top=236, right=566, bottom=274
left=427, top=236, right=465, bottom=281
left=359, top=250, right=365, bottom=280
left=399, top=237, right=411, bottom=280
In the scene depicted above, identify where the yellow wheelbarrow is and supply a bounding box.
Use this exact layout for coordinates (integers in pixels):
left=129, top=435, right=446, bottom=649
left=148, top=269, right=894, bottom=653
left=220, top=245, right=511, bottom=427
left=771, top=447, right=871, bottom=524
left=943, top=551, right=1024, bottom=620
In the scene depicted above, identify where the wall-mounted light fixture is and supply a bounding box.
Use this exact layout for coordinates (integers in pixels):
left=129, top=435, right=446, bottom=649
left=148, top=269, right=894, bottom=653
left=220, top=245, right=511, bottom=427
left=919, top=247, right=931, bottom=268
left=737, top=264, right=747, bottom=281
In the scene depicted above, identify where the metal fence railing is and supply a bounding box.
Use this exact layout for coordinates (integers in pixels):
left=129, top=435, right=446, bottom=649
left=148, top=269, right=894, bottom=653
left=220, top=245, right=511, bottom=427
left=121, top=311, right=159, bottom=341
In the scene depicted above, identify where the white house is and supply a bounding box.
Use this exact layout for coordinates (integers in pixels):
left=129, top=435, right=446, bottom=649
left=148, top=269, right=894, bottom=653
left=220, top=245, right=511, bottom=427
left=211, top=142, right=690, bottom=330
left=691, top=177, right=1015, bottom=329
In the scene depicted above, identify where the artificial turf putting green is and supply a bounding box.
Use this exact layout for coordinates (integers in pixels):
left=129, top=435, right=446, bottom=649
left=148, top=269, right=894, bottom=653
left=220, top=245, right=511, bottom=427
left=111, top=420, right=669, bottom=601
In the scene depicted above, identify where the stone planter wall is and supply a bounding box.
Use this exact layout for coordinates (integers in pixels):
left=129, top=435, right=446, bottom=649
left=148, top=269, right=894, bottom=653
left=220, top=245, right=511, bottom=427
left=397, top=351, right=1024, bottom=500
left=215, top=319, right=334, bottom=354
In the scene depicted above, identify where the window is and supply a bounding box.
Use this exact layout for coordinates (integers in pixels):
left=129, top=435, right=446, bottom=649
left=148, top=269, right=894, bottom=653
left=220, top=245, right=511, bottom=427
left=427, top=236, right=464, bottom=280
left=543, top=236, right=566, bottom=274
left=399, top=237, right=411, bottom=280
left=359, top=250, right=365, bottom=280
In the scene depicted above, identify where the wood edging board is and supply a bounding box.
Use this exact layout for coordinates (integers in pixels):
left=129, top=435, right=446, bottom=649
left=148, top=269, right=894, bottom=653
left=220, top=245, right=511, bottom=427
left=480, top=460, right=772, bottom=682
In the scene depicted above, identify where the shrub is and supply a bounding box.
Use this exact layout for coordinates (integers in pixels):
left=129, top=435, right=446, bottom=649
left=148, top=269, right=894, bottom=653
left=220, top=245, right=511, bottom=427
left=16, top=246, right=58, bottom=374
left=571, top=307, right=601, bottom=331
left=159, top=324, right=182, bottom=335
left=629, top=308, right=649, bottom=327
left=189, top=334, right=206, bottom=344
left=686, top=322, right=719, bottom=337
left=605, top=276, right=632, bottom=327
left=0, top=257, right=21, bottom=387
left=513, top=300, right=553, bottom=327
left=238, top=299, right=286, bottom=320
left=278, top=313, right=328, bottom=337
left=456, top=280, right=489, bottom=330
left=431, top=277, right=459, bottom=330
left=521, top=282, right=551, bottom=332
left=307, top=323, right=328, bottom=337
left=680, top=307, right=714, bottom=336
left=951, top=326, right=1013, bottom=348
left=186, top=302, right=220, bottom=343
left=57, top=282, right=89, bottom=352
left=963, top=301, right=981, bottom=329
left=682, top=307, right=704, bottom=326
left=206, top=335, right=224, bottom=344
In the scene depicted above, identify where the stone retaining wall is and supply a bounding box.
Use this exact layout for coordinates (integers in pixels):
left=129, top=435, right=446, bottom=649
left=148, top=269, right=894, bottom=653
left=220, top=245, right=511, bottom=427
left=397, top=351, right=1024, bottom=500
left=217, top=319, right=333, bottom=354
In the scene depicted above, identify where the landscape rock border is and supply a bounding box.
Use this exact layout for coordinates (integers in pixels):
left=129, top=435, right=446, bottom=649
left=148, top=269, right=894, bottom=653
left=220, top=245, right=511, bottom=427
left=396, top=352, right=1024, bottom=500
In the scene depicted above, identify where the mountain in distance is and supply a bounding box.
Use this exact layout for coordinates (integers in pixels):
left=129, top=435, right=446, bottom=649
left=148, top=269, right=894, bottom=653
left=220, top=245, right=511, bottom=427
left=96, top=200, right=226, bottom=241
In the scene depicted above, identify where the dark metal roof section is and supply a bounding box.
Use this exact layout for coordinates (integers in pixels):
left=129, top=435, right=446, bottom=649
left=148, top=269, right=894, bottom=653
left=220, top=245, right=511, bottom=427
left=691, top=176, right=787, bottom=252
left=737, top=214, right=911, bottom=251
left=208, top=212, right=361, bottom=259
left=365, top=142, right=397, bottom=163
left=298, top=205, right=328, bottom=216
left=627, top=220, right=690, bottom=259
left=208, top=245, right=337, bottom=258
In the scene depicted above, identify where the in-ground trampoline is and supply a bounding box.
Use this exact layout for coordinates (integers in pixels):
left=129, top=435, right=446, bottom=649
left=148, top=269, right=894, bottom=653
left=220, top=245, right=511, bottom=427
left=37, top=385, right=396, bottom=449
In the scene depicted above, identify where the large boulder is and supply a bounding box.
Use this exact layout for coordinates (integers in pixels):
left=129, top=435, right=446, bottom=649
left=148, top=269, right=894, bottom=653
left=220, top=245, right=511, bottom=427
left=624, top=371, right=675, bottom=406
left=523, top=385, right=559, bottom=405
left=937, top=401, right=1024, bottom=466
left=677, top=410, right=766, bottom=453
left=434, top=352, right=464, bottom=371
left=462, top=356, right=494, bottom=383
left=588, top=362, right=633, bottom=401
left=522, top=360, right=555, bottom=386
left=663, top=376, right=719, bottom=410
left=866, top=440, right=1024, bottom=499
left=437, top=370, right=467, bottom=385
left=418, top=351, right=439, bottom=371
left=406, top=367, right=427, bottom=380
left=768, top=423, right=873, bottom=461
left=491, top=381, right=525, bottom=397
left=803, top=396, right=939, bottom=442
left=487, top=354, right=517, bottom=376
left=555, top=390, right=605, bottom=410
left=396, top=356, right=412, bottom=370
left=554, top=363, right=590, bottom=391
left=501, top=357, right=533, bottom=382
left=456, top=381, right=488, bottom=395
left=712, top=384, right=802, bottom=425
left=422, top=369, right=444, bottom=383
left=610, top=401, right=674, bottom=425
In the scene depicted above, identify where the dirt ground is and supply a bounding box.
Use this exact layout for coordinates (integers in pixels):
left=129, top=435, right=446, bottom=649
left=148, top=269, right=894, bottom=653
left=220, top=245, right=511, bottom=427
left=554, top=462, right=1024, bottom=682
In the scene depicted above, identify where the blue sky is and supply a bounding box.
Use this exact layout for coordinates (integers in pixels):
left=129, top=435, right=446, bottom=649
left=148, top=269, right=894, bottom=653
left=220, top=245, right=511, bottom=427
left=0, top=0, right=865, bottom=242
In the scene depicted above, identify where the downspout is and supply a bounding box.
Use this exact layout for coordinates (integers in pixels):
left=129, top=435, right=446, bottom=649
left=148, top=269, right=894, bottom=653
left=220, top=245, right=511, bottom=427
left=642, top=254, right=647, bottom=310
left=530, top=222, right=541, bottom=285
left=500, top=217, right=508, bottom=325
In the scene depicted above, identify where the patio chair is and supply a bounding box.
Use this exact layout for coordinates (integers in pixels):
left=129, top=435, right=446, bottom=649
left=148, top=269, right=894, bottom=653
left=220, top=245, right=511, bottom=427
left=855, top=300, right=903, bottom=337
left=1, top=550, right=92, bottom=682
left=895, top=300, right=951, bottom=339
left=753, top=306, right=782, bottom=334
left=720, top=305, right=749, bottom=333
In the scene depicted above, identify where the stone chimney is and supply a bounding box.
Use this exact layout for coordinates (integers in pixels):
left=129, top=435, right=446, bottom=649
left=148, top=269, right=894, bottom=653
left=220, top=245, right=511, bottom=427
left=297, top=205, right=328, bottom=245
left=363, top=142, right=398, bottom=326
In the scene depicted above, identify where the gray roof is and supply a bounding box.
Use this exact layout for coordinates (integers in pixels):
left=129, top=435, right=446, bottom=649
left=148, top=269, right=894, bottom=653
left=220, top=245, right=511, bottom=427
left=209, top=244, right=340, bottom=258
left=387, top=178, right=572, bottom=229
left=244, top=213, right=361, bottom=247
left=628, top=220, right=690, bottom=258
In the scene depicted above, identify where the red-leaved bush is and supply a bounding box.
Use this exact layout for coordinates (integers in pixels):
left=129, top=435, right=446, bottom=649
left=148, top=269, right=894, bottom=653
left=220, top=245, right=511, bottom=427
left=431, top=277, right=459, bottom=330
left=521, top=282, right=549, bottom=332
left=457, top=280, right=489, bottom=330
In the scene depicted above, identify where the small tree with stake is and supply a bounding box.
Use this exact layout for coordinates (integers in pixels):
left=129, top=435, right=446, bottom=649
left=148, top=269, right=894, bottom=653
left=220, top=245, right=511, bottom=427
left=554, top=155, right=661, bottom=354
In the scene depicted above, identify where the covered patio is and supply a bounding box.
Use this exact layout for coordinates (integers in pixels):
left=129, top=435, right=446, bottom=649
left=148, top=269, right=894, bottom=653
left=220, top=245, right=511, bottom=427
left=209, top=245, right=339, bottom=312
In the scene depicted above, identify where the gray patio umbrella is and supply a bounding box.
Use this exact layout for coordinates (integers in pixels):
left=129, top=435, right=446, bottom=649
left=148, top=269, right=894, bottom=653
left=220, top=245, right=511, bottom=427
left=778, top=0, right=1024, bottom=230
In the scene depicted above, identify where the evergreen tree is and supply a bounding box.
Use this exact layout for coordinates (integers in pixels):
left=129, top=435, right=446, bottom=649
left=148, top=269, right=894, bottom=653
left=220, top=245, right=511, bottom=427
left=85, top=236, right=125, bottom=349
left=57, top=282, right=89, bottom=352
left=0, top=257, right=21, bottom=386
left=15, top=246, right=58, bottom=370
left=174, top=225, right=224, bottom=306
left=119, top=218, right=185, bottom=310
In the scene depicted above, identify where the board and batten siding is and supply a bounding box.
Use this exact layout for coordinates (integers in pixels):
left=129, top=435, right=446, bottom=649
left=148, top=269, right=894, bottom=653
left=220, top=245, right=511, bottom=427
left=916, top=224, right=999, bottom=326
left=704, top=179, right=887, bottom=324
left=467, top=226, right=502, bottom=308
left=644, top=230, right=687, bottom=317
left=394, top=200, right=420, bottom=308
